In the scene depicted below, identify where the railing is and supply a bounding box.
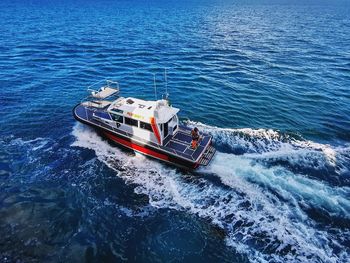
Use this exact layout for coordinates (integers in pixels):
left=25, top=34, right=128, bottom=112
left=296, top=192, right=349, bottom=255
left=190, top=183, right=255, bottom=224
left=80, top=79, right=120, bottom=120
left=87, top=79, right=120, bottom=94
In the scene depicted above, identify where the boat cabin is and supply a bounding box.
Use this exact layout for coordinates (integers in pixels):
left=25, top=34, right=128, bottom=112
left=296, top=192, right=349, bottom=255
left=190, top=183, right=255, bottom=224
left=107, top=97, right=179, bottom=146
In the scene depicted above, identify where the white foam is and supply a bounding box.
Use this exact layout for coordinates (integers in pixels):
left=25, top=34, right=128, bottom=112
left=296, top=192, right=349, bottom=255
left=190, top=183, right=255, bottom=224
left=186, top=120, right=350, bottom=174
left=71, top=123, right=350, bottom=263
left=205, top=152, right=350, bottom=217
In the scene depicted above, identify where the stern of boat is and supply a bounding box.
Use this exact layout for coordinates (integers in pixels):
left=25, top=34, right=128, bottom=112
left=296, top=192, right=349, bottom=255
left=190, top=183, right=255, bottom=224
left=197, top=143, right=216, bottom=166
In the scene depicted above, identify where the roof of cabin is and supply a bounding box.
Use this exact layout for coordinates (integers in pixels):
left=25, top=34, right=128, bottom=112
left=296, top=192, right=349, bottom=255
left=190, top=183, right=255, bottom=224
left=107, top=97, right=179, bottom=123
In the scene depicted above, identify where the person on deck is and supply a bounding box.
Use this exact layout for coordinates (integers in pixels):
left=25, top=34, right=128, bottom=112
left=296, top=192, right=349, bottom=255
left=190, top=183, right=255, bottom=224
left=191, top=127, right=200, bottom=149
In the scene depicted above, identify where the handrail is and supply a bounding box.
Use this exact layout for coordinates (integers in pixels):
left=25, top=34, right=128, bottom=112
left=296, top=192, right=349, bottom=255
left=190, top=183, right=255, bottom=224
left=80, top=79, right=120, bottom=114
left=87, top=79, right=120, bottom=94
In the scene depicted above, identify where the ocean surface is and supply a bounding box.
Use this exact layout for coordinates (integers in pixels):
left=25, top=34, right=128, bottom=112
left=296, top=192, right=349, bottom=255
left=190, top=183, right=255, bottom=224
left=1, top=0, right=350, bottom=262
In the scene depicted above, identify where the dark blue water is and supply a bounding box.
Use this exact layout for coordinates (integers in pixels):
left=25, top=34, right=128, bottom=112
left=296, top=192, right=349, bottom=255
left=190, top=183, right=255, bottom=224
left=1, top=0, right=350, bottom=262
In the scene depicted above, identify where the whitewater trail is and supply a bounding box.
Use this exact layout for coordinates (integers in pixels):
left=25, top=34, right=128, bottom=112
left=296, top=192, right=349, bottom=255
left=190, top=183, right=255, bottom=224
left=204, top=152, right=350, bottom=218
left=71, top=123, right=350, bottom=263
left=186, top=121, right=350, bottom=178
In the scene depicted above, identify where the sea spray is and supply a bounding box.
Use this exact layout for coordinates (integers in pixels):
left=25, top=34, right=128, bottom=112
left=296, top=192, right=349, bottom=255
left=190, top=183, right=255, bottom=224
left=186, top=120, right=350, bottom=186
left=71, top=123, right=350, bottom=262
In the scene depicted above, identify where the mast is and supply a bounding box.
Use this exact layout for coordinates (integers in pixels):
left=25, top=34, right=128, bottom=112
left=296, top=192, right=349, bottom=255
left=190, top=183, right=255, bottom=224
left=153, top=74, right=157, bottom=100
left=164, top=68, right=169, bottom=100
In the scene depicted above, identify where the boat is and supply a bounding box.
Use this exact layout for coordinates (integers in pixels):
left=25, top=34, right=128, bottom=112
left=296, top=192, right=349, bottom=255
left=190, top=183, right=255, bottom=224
left=73, top=80, right=216, bottom=169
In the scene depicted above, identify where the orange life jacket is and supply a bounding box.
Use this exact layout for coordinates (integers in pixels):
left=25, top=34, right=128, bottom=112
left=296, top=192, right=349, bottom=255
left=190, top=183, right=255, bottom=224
left=191, top=140, right=198, bottom=149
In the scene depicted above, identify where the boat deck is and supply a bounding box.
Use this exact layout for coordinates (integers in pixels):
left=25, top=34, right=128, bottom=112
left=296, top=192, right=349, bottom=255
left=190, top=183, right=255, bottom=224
left=163, top=127, right=211, bottom=161
left=74, top=104, right=214, bottom=164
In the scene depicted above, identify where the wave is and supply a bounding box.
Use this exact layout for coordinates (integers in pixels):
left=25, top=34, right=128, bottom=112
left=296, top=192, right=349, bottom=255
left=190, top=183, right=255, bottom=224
left=186, top=121, right=350, bottom=186
left=71, top=123, right=350, bottom=263
left=204, top=152, right=350, bottom=218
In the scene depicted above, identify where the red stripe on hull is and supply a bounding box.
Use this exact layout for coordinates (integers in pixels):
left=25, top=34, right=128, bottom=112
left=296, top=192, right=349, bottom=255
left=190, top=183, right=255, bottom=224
left=103, top=131, right=169, bottom=162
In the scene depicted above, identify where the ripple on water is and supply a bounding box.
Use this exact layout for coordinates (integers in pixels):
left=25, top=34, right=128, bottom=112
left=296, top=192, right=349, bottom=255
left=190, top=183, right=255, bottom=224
left=0, top=1, right=350, bottom=262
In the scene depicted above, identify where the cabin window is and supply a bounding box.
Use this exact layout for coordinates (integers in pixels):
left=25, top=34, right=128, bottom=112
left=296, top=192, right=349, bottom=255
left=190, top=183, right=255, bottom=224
left=164, top=121, right=169, bottom=137
left=125, top=117, right=138, bottom=127
left=111, top=114, right=123, bottom=123
left=140, top=121, right=153, bottom=132
left=111, top=109, right=123, bottom=114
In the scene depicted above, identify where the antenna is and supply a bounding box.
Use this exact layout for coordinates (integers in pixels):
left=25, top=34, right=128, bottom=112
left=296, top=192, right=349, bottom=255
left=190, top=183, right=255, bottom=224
left=164, top=68, right=169, bottom=100
left=153, top=74, right=157, bottom=100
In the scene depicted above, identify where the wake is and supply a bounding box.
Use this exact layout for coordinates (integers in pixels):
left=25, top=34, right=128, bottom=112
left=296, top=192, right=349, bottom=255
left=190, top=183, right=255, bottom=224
left=187, top=121, right=350, bottom=185
left=71, top=123, right=350, bottom=263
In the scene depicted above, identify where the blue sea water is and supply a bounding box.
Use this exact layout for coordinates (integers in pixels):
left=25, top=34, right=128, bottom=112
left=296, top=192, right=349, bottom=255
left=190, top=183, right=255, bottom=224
left=1, top=0, right=350, bottom=262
